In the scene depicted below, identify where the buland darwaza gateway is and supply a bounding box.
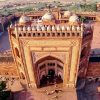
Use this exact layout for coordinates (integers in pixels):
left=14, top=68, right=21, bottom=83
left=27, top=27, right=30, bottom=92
left=8, top=8, right=93, bottom=99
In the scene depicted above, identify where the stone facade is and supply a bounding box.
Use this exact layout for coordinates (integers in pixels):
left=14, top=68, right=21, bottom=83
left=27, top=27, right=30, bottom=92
left=87, top=62, right=100, bottom=78
left=8, top=8, right=93, bottom=96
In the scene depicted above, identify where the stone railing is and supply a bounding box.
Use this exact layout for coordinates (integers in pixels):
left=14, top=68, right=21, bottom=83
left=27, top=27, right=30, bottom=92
left=11, top=25, right=84, bottom=38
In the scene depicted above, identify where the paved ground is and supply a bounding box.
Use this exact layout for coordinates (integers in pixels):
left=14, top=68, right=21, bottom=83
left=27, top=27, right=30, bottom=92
left=13, top=84, right=77, bottom=100
left=12, top=80, right=100, bottom=100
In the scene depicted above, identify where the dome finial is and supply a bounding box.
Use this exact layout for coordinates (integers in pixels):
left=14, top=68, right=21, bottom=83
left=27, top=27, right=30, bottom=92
left=47, top=4, right=51, bottom=12
left=42, top=11, right=55, bottom=22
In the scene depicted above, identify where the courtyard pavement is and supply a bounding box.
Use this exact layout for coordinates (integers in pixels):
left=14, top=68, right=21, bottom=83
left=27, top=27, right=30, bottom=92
left=12, top=80, right=100, bottom=100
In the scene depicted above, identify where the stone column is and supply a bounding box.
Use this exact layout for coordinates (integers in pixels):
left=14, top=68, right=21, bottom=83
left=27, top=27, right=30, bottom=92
left=63, top=52, right=70, bottom=86
left=24, top=46, right=37, bottom=88
left=69, top=45, right=80, bottom=88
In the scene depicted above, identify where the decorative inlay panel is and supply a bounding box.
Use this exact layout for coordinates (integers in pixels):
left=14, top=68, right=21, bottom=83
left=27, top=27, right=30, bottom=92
left=20, top=39, right=80, bottom=47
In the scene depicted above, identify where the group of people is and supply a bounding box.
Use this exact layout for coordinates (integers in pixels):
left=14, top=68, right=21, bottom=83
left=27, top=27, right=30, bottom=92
left=40, top=74, right=63, bottom=87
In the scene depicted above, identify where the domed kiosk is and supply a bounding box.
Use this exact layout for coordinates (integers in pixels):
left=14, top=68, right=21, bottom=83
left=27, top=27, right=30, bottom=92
left=64, top=11, right=72, bottom=18
left=69, top=14, right=80, bottom=25
left=42, top=11, right=56, bottom=24
left=42, top=12, right=55, bottom=21
left=19, top=15, right=31, bottom=25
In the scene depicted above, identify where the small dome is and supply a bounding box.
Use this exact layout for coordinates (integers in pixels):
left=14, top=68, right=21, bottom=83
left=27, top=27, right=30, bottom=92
left=52, top=26, right=56, bottom=31
left=69, top=14, right=79, bottom=23
left=66, top=26, right=71, bottom=31
left=56, top=25, right=61, bottom=31
left=47, top=25, right=52, bottom=31
left=36, top=26, right=41, bottom=31
left=18, top=27, right=22, bottom=31
left=19, top=15, right=30, bottom=24
left=61, top=26, right=66, bottom=31
left=32, top=26, right=36, bottom=31
left=77, top=26, right=81, bottom=31
left=42, top=12, right=55, bottom=21
left=27, top=26, right=32, bottom=31
left=41, top=26, right=46, bottom=31
left=23, top=26, right=27, bottom=31
left=72, top=26, right=76, bottom=31
left=64, top=11, right=72, bottom=18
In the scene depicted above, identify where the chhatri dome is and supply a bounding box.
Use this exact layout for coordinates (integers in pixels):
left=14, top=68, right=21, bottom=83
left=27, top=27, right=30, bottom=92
left=19, top=15, right=30, bottom=24
left=64, top=11, right=72, bottom=18
left=69, top=14, right=79, bottom=23
left=42, top=11, right=55, bottom=21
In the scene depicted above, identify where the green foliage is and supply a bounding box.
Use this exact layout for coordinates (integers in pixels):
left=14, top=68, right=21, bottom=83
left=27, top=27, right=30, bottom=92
left=80, top=16, right=86, bottom=22
left=80, top=3, right=97, bottom=11
left=17, top=6, right=33, bottom=12
left=0, top=81, right=6, bottom=91
left=0, top=91, right=11, bottom=100
left=0, top=81, right=11, bottom=100
left=64, top=2, right=97, bottom=12
left=34, top=2, right=47, bottom=10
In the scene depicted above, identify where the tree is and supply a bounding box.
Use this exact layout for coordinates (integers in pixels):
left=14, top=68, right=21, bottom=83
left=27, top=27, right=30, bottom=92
left=0, top=81, right=11, bottom=100
left=0, top=81, right=6, bottom=91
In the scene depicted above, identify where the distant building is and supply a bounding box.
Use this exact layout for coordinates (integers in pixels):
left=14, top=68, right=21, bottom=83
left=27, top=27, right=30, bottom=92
left=0, top=51, right=18, bottom=78
left=97, top=2, right=100, bottom=11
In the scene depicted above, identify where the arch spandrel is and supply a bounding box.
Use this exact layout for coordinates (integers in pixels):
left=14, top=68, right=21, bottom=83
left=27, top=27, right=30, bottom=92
left=31, top=51, right=68, bottom=64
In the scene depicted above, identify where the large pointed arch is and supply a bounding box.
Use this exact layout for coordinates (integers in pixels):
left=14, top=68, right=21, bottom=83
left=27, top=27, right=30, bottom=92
left=35, top=55, right=64, bottom=66
left=34, top=55, right=64, bottom=87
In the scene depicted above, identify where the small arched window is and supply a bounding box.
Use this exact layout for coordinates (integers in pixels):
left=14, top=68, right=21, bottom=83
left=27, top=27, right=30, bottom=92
left=24, top=33, right=26, bottom=36
left=72, top=33, right=75, bottom=36
left=77, top=33, right=80, bottom=36
left=47, top=33, right=50, bottom=36
left=12, top=33, right=16, bottom=38
left=28, top=33, right=31, bottom=37
left=52, top=33, right=55, bottom=36
left=42, top=33, right=45, bottom=36
left=33, top=33, right=35, bottom=37
left=15, top=48, right=20, bottom=58
left=19, top=33, right=22, bottom=37
left=37, top=33, right=40, bottom=36
left=57, top=33, right=60, bottom=36
left=20, top=72, right=25, bottom=79
left=67, top=33, right=70, bottom=36
left=62, top=33, right=65, bottom=36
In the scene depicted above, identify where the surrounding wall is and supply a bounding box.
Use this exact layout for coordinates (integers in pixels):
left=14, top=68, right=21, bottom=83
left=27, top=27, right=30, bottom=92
left=0, top=51, right=18, bottom=78
left=87, top=62, right=100, bottom=77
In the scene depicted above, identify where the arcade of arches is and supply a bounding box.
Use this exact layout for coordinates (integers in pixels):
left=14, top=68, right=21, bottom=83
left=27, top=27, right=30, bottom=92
left=35, top=56, right=63, bottom=87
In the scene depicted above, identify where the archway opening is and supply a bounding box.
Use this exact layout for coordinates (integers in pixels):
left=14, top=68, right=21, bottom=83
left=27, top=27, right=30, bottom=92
left=35, top=56, right=64, bottom=87
left=48, top=69, right=55, bottom=76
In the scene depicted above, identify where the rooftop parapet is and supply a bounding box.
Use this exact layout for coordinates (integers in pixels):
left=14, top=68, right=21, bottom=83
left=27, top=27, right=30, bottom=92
left=16, top=25, right=82, bottom=32
left=9, top=24, right=85, bottom=38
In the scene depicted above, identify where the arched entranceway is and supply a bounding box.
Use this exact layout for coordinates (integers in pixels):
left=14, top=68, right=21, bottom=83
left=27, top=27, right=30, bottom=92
left=35, top=56, right=64, bottom=87
left=48, top=69, right=55, bottom=76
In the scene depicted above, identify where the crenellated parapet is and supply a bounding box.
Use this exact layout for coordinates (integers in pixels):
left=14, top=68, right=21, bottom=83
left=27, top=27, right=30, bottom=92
left=9, top=24, right=85, bottom=38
